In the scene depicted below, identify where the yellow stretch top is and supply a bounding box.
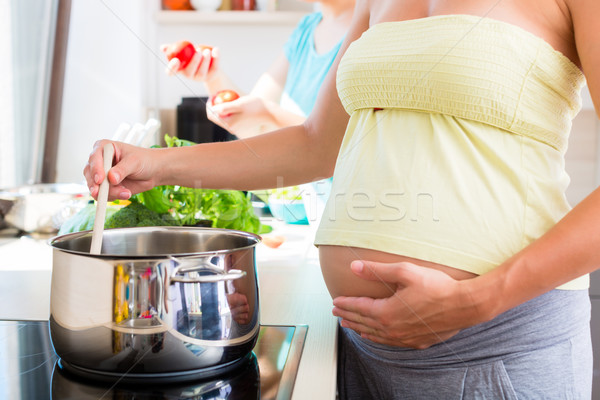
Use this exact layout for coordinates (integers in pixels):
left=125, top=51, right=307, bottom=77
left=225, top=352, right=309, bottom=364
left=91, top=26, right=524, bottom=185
left=314, top=15, right=588, bottom=289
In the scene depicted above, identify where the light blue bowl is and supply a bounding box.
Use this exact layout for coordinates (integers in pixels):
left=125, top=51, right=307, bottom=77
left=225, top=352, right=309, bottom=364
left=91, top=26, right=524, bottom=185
left=268, top=200, right=308, bottom=225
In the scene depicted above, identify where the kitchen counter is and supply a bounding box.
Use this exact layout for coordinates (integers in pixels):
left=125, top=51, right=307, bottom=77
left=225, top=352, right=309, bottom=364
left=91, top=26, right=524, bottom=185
left=0, top=221, right=338, bottom=400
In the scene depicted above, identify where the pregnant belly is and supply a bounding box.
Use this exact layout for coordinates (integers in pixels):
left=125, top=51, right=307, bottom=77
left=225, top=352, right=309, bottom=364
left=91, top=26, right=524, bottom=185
left=318, top=245, right=478, bottom=299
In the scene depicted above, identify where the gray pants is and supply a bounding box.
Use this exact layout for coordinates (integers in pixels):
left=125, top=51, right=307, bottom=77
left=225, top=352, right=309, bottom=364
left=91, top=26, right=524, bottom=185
left=337, top=289, right=592, bottom=399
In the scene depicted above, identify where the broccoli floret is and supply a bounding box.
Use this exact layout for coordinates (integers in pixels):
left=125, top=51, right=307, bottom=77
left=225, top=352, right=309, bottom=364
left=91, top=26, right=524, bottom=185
left=105, top=201, right=180, bottom=229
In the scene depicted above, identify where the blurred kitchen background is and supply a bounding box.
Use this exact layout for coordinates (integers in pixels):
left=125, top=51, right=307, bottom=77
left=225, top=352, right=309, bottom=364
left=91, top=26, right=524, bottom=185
left=1, top=0, right=314, bottom=188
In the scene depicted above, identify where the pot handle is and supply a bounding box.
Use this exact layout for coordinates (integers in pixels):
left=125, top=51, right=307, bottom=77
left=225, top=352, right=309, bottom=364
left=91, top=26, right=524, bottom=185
left=169, top=257, right=246, bottom=284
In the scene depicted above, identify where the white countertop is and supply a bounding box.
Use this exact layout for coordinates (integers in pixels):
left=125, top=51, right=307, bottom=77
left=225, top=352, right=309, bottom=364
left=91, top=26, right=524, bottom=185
left=0, top=221, right=338, bottom=400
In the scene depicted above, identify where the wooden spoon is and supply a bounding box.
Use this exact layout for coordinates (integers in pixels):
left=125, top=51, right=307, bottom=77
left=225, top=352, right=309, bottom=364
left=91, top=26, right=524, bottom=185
left=90, top=143, right=114, bottom=254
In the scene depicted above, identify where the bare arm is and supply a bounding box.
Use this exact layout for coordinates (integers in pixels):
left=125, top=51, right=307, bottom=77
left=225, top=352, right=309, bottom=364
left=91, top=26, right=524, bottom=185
left=250, top=53, right=289, bottom=101
left=470, top=0, right=600, bottom=316
left=572, top=0, right=600, bottom=119
left=207, top=53, right=306, bottom=138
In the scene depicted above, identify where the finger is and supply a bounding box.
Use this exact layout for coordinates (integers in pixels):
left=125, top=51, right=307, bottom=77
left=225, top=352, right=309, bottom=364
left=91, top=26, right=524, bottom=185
left=332, top=295, right=378, bottom=314
left=212, top=104, right=239, bottom=117
left=210, top=108, right=233, bottom=121
left=165, top=58, right=180, bottom=76
left=87, top=140, right=110, bottom=183
left=108, top=184, right=132, bottom=200
left=228, top=295, right=248, bottom=308
left=209, top=46, right=219, bottom=70
left=185, top=51, right=203, bottom=79
left=83, top=163, right=95, bottom=190
left=350, top=260, right=421, bottom=286
left=338, top=316, right=381, bottom=336
left=332, top=296, right=382, bottom=325
left=85, top=140, right=118, bottom=200
left=196, top=47, right=213, bottom=78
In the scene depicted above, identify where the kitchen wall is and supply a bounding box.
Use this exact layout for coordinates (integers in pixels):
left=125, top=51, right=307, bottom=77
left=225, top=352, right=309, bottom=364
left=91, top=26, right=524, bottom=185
left=56, top=0, right=600, bottom=209
left=56, top=0, right=146, bottom=184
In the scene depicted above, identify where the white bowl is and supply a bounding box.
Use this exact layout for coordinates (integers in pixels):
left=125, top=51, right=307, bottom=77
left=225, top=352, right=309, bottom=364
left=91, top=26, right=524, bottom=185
left=190, top=0, right=222, bottom=11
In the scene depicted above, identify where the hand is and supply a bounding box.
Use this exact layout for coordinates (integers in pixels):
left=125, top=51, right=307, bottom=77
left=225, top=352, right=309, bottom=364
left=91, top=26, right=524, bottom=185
left=226, top=292, right=250, bottom=325
left=332, top=260, right=485, bottom=349
left=207, top=95, right=278, bottom=138
left=162, top=44, right=220, bottom=82
left=83, top=140, right=160, bottom=201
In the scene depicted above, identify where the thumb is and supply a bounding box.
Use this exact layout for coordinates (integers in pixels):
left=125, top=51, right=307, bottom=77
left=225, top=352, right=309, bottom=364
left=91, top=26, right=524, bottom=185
left=211, top=102, right=240, bottom=118
left=351, top=260, right=422, bottom=286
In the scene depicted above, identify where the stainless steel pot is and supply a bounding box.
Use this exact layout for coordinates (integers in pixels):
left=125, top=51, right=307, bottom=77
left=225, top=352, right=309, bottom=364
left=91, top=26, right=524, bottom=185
left=48, top=226, right=261, bottom=381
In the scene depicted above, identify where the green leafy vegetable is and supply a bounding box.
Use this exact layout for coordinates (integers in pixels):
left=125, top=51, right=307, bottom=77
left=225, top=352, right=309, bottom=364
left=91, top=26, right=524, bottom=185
left=130, top=135, right=270, bottom=234
left=104, top=201, right=178, bottom=229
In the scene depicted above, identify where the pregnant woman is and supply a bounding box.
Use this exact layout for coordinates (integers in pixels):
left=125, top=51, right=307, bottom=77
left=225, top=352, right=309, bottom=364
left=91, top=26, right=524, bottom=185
left=85, top=0, right=599, bottom=398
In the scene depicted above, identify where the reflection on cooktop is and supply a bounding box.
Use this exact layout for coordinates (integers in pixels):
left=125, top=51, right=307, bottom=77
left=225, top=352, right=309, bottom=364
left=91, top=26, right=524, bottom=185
left=0, top=321, right=307, bottom=399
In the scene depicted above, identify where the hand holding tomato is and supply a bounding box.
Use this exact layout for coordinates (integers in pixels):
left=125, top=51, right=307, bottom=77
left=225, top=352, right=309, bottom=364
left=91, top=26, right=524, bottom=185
left=163, top=40, right=196, bottom=69
left=207, top=95, right=280, bottom=139
left=161, top=41, right=218, bottom=81
left=208, top=90, right=241, bottom=119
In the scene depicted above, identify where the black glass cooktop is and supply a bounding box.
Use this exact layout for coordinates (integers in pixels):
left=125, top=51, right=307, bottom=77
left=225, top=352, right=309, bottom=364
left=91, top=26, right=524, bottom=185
left=0, top=320, right=307, bottom=399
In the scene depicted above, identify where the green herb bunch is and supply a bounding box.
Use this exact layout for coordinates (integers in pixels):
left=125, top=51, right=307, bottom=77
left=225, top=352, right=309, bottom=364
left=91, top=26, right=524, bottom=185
left=131, top=135, right=270, bottom=234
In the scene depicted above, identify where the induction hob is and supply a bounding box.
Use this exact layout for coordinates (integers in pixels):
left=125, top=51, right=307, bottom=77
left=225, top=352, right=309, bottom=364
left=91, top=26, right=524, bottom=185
left=0, top=320, right=307, bottom=399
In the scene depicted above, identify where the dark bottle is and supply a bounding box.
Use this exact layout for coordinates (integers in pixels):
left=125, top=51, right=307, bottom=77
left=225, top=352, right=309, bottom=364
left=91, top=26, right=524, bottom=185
left=176, top=97, right=212, bottom=143
left=176, top=97, right=237, bottom=143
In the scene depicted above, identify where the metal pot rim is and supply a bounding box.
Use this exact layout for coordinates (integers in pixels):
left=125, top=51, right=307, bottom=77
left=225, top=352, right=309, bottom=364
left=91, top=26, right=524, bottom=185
left=48, top=226, right=261, bottom=259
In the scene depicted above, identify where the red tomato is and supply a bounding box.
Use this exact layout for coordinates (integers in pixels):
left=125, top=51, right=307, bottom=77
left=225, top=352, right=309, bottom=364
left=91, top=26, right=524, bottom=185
left=211, top=90, right=240, bottom=105
left=164, top=40, right=196, bottom=69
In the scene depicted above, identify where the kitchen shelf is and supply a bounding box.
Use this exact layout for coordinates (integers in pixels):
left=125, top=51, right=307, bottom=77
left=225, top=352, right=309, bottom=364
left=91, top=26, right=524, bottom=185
left=154, top=10, right=307, bottom=25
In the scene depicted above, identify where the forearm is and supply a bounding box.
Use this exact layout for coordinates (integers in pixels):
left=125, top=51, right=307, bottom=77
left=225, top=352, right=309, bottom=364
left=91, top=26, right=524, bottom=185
left=467, top=186, right=600, bottom=321
left=231, top=101, right=306, bottom=139
left=203, top=70, right=243, bottom=97
left=265, top=102, right=306, bottom=129
left=155, top=123, right=337, bottom=190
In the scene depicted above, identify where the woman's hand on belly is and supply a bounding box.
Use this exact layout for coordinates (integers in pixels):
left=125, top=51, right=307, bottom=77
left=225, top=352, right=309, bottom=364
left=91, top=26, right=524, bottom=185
left=319, top=245, right=477, bottom=299
left=331, top=260, right=487, bottom=349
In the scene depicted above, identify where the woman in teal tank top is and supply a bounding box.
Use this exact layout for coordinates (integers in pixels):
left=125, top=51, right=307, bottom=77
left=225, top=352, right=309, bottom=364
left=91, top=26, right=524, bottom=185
left=163, top=0, right=354, bottom=138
